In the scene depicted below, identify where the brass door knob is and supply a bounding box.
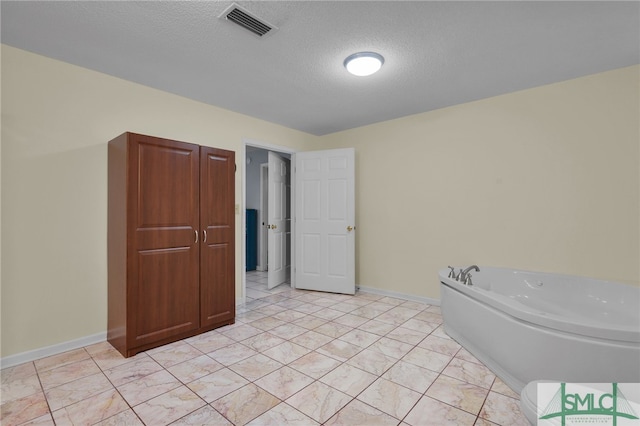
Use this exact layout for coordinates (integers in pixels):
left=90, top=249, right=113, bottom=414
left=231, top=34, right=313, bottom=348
left=347, top=226, right=354, bottom=232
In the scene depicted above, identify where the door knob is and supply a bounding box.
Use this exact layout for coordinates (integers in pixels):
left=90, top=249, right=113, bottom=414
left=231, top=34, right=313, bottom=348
left=347, top=226, right=354, bottom=232
left=269, top=224, right=277, bottom=230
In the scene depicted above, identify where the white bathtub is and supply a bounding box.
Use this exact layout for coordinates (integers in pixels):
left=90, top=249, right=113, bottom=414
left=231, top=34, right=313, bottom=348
left=439, top=267, right=640, bottom=394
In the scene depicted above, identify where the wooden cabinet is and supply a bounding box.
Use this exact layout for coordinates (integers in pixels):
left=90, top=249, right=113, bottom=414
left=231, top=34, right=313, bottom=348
left=108, top=132, right=235, bottom=357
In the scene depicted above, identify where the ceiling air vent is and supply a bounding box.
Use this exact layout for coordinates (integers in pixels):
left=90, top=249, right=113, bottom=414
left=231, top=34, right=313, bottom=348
left=220, top=3, right=277, bottom=37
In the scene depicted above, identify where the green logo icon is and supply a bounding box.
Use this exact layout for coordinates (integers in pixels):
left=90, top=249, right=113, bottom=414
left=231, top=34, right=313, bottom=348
left=538, top=383, right=639, bottom=426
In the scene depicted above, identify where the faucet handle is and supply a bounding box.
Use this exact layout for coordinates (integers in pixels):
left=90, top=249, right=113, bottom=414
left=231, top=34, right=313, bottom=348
left=465, top=273, right=473, bottom=286
left=447, top=266, right=455, bottom=278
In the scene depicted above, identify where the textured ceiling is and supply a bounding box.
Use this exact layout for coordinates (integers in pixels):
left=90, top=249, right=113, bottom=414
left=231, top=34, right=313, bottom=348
left=2, top=1, right=639, bottom=136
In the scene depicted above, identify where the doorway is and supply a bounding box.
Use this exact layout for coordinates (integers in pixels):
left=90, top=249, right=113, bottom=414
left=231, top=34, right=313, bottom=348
left=244, top=144, right=292, bottom=302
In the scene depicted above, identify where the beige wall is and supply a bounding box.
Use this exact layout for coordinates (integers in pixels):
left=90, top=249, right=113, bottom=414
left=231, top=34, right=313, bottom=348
left=320, top=65, right=640, bottom=296
left=0, top=45, right=316, bottom=357
left=2, top=44, right=638, bottom=358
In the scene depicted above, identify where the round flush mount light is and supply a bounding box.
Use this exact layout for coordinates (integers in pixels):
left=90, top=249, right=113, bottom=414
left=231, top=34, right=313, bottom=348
left=344, top=52, right=384, bottom=76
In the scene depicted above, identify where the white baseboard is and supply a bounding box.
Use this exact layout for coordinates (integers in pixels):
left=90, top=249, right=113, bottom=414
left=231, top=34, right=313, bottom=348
left=1, top=332, right=107, bottom=369
left=357, top=284, right=440, bottom=306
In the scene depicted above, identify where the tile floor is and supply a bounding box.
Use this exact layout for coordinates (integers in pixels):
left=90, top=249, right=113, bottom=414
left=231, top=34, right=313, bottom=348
left=1, top=271, right=529, bottom=425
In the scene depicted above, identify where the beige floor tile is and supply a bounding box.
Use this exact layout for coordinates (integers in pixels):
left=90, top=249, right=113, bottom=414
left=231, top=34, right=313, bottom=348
left=402, top=346, right=452, bottom=372
left=442, top=357, right=496, bottom=389
left=18, top=412, right=56, bottom=426
left=44, top=372, right=113, bottom=410
left=319, top=363, right=377, bottom=397
left=170, top=405, right=232, bottom=425
left=95, top=409, right=144, bottom=426
left=418, top=334, right=462, bottom=356
left=273, top=310, right=308, bottom=322
left=311, top=308, right=345, bottom=321
left=290, top=330, right=334, bottom=350
left=187, top=368, right=249, bottom=403
left=377, top=297, right=405, bottom=306
left=207, top=342, right=257, bottom=366
left=254, top=366, right=314, bottom=400
left=185, top=332, right=236, bottom=354
left=211, top=384, right=279, bottom=425
left=34, top=349, right=90, bottom=373
left=404, top=395, right=477, bottom=426
left=324, top=399, right=399, bottom=426
left=117, top=369, right=182, bottom=406
left=220, top=324, right=264, bottom=341
left=332, top=313, right=369, bottom=328
left=385, top=326, right=428, bottom=346
left=268, top=323, right=308, bottom=340
left=491, top=377, right=519, bottom=399
left=414, top=311, right=443, bottom=324
left=337, top=328, right=381, bottom=348
left=53, top=388, right=129, bottom=426
left=1, top=390, right=50, bottom=426
left=357, top=319, right=397, bottom=335
left=346, top=348, right=397, bottom=376
left=1, top=366, right=42, bottom=403
left=313, top=322, right=353, bottom=338
left=357, top=377, right=421, bottom=419
left=228, top=353, right=283, bottom=381
left=89, top=347, right=135, bottom=371
left=291, top=302, right=324, bottom=315
left=401, top=318, right=439, bottom=333
left=133, top=386, right=205, bottom=426
left=247, top=316, right=288, bottom=331
left=1, top=362, right=37, bottom=383
left=149, top=343, right=204, bottom=368
left=38, top=359, right=102, bottom=390
left=382, top=360, right=439, bottom=393
left=316, top=339, right=362, bottom=362
left=285, top=381, right=352, bottom=423
left=369, top=337, right=414, bottom=359
left=426, top=374, right=489, bottom=415
left=479, top=391, right=530, bottom=426
left=288, top=351, right=342, bottom=379
left=166, top=354, right=224, bottom=384
left=262, top=341, right=311, bottom=364
left=293, top=315, right=328, bottom=330
left=103, top=356, right=163, bottom=387
left=246, top=402, right=319, bottom=425
left=376, top=306, right=421, bottom=326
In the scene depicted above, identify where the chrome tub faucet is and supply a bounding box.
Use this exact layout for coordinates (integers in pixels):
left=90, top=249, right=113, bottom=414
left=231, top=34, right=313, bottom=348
left=456, top=265, right=480, bottom=284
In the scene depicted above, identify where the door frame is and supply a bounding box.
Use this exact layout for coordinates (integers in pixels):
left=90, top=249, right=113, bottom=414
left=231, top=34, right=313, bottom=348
left=257, top=163, right=268, bottom=272
left=242, top=138, right=296, bottom=304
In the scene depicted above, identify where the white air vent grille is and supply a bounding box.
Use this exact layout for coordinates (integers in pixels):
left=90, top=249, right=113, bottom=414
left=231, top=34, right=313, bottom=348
left=221, top=4, right=276, bottom=37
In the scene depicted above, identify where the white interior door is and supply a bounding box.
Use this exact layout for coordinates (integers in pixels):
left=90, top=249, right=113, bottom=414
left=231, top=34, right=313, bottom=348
left=294, top=148, right=355, bottom=295
left=267, top=152, right=290, bottom=289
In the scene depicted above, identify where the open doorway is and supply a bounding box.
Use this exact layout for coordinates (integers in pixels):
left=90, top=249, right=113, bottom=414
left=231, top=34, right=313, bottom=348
left=244, top=144, right=292, bottom=302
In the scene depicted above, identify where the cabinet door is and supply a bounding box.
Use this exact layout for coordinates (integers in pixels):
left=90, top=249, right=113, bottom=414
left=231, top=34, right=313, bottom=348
left=128, top=135, right=200, bottom=347
left=200, top=147, right=235, bottom=327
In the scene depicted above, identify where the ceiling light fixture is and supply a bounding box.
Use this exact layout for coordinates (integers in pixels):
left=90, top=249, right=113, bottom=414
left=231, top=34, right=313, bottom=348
left=344, top=52, right=384, bottom=76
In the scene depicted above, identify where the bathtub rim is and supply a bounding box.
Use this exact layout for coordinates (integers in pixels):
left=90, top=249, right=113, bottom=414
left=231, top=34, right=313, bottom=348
left=439, top=268, right=640, bottom=344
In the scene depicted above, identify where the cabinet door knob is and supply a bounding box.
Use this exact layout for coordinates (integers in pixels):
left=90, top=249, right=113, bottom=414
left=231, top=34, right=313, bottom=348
left=203, top=230, right=207, bottom=243
left=195, top=229, right=198, bottom=244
